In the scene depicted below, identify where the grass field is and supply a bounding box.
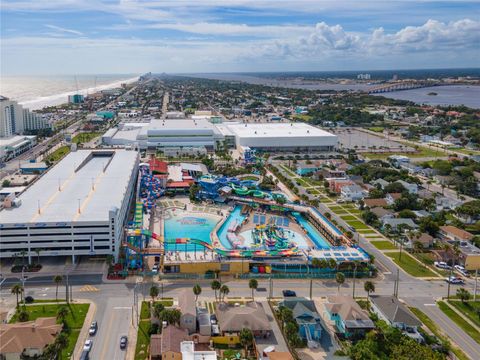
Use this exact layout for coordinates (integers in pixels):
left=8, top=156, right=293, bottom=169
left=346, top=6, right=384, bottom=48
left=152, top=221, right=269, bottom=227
left=10, top=303, right=89, bottom=360
left=386, top=252, right=437, bottom=277
left=438, top=301, right=480, bottom=344
left=279, top=165, right=296, bottom=177
left=140, top=300, right=175, bottom=320
left=371, top=240, right=397, bottom=250
left=363, top=146, right=444, bottom=160
left=135, top=320, right=151, bottom=360
left=340, top=215, right=358, bottom=221
left=409, top=307, right=470, bottom=360
left=345, top=220, right=370, bottom=229
left=72, top=132, right=101, bottom=144
left=46, top=145, right=70, bottom=162
left=448, top=300, right=480, bottom=328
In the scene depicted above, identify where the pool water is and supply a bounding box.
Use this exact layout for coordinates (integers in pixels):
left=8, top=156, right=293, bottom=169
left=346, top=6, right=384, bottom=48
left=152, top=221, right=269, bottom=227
left=164, top=210, right=218, bottom=251
left=292, top=212, right=332, bottom=249
left=216, top=205, right=246, bottom=250
left=239, top=229, right=310, bottom=249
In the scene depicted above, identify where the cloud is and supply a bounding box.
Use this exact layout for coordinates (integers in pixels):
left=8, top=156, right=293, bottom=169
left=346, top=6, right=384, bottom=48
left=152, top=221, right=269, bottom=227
left=44, top=24, right=84, bottom=36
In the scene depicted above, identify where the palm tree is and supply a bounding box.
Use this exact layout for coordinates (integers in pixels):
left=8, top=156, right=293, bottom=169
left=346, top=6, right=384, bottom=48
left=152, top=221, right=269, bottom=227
left=457, top=288, right=471, bottom=304
left=364, top=281, right=375, bottom=309
left=53, top=275, right=63, bottom=302
left=150, top=285, right=159, bottom=302
left=34, top=248, right=41, bottom=265
left=220, top=285, right=230, bottom=302
left=153, top=303, right=165, bottom=319
left=55, top=332, right=68, bottom=358
left=211, top=280, right=221, bottom=302
left=193, top=284, right=202, bottom=302
left=18, top=309, right=29, bottom=322
left=56, top=306, right=70, bottom=324
left=248, top=279, right=258, bottom=301
left=239, top=328, right=254, bottom=357
left=336, top=272, right=345, bottom=293
left=11, top=284, right=22, bottom=307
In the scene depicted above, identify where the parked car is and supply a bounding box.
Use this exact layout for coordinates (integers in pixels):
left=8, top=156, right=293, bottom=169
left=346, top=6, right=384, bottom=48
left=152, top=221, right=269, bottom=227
left=434, top=261, right=452, bottom=270
left=120, top=335, right=128, bottom=350
left=445, top=276, right=464, bottom=284
left=282, top=290, right=297, bottom=297
left=454, top=265, right=469, bottom=277
left=152, top=264, right=159, bottom=273
left=83, top=340, right=93, bottom=352
left=89, top=321, right=98, bottom=335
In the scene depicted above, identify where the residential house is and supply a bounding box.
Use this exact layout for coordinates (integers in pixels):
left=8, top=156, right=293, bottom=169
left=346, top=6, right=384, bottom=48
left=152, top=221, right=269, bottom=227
left=371, top=179, right=389, bottom=189
left=370, top=207, right=395, bottom=222
left=400, top=163, right=422, bottom=174
left=329, top=179, right=354, bottom=194
left=323, top=295, right=375, bottom=340
left=385, top=193, right=402, bottom=206
left=407, top=232, right=434, bottom=249
left=0, top=317, right=62, bottom=360
left=197, top=311, right=211, bottom=336
left=216, top=302, right=271, bottom=337
left=318, top=168, right=346, bottom=179
left=180, top=341, right=217, bottom=360
left=382, top=218, right=418, bottom=232
left=435, top=196, right=462, bottom=211
left=439, top=226, right=474, bottom=242
left=369, top=296, right=423, bottom=342
left=457, top=242, right=480, bottom=270
left=412, top=210, right=430, bottom=218
left=417, top=189, right=435, bottom=199
left=150, top=325, right=189, bottom=360
left=363, top=198, right=389, bottom=208
left=341, top=184, right=365, bottom=202
left=395, top=180, right=418, bottom=194
left=280, top=297, right=324, bottom=345
left=178, top=289, right=197, bottom=333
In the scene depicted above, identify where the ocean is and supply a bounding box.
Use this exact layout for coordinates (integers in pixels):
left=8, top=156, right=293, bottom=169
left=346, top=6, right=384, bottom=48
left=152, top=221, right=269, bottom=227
left=0, top=74, right=139, bottom=110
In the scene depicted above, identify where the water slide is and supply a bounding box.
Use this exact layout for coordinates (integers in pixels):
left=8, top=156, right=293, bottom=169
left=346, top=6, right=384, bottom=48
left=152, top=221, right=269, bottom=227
left=126, top=228, right=162, bottom=240
left=230, top=184, right=268, bottom=198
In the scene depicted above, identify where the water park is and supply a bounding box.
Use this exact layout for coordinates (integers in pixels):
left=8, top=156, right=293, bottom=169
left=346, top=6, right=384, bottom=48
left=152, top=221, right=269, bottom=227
left=120, top=160, right=370, bottom=276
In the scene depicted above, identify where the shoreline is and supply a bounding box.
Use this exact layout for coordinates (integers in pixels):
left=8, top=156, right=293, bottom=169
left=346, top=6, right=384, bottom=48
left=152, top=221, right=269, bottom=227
left=15, top=76, right=139, bottom=111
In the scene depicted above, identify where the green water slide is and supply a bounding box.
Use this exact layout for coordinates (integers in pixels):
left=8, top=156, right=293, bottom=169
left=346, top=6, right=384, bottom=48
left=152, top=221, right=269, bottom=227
left=230, top=184, right=267, bottom=198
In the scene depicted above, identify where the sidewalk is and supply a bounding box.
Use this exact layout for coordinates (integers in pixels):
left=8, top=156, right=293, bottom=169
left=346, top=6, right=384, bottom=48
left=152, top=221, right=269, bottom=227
left=72, top=299, right=96, bottom=360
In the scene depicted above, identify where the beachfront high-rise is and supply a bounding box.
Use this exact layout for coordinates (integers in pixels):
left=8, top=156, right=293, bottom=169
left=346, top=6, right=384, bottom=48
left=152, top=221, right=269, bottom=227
left=0, top=96, right=49, bottom=138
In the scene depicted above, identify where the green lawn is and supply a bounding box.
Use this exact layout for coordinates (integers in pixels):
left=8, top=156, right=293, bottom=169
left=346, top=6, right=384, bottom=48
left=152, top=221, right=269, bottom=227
left=46, top=145, right=70, bottom=162
left=358, top=229, right=378, bottom=234
left=72, top=132, right=101, bottom=144
left=364, top=146, right=446, bottom=160
left=371, top=240, right=397, bottom=250
left=140, top=300, right=175, bottom=320
left=448, top=300, right=480, bottom=328
left=10, top=303, right=89, bottom=360
left=279, top=165, right=296, bottom=177
left=386, top=252, right=437, bottom=277
left=409, top=307, right=470, bottom=360
left=135, top=320, right=151, bottom=360
left=345, top=220, right=370, bottom=229
left=340, top=215, right=358, bottom=221
left=438, top=301, right=480, bottom=344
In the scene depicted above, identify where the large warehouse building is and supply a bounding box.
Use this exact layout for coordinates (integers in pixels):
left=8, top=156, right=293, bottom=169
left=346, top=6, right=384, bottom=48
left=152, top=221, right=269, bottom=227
left=217, top=122, right=338, bottom=151
left=103, top=119, right=338, bottom=153
left=0, top=149, right=139, bottom=263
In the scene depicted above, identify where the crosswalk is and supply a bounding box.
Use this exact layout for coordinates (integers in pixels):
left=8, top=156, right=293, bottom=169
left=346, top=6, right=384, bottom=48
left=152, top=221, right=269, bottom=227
left=79, top=285, right=99, bottom=292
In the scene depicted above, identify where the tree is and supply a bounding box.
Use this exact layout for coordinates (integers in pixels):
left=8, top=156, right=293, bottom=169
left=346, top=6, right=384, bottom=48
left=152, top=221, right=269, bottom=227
left=18, top=309, right=30, bottom=322
left=53, top=275, right=63, bottom=302
left=284, top=321, right=299, bottom=339
left=239, top=328, right=254, bottom=356
left=336, top=272, right=345, bottom=293
left=11, top=284, right=22, bottom=307
left=211, top=280, right=221, bottom=302
left=362, top=210, right=378, bottom=225
left=56, top=306, right=70, bottom=325
left=248, top=279, right=258, bottom=301
left=220, top=285, right=230, bottom=302
left=364, top=281, right=375, bottom=308
left=457, top=288, right=471, bottom=304
left=150, top=285, right=159, bottom=302
left=54, top=332, right=68, bottom=358
left=412, top=240, right=424, bottom=255
left=153, top=303, right=165, bottom=319
left=193, top=284, right=202, bottom=302
left=34, top=248, right=42, bottom=265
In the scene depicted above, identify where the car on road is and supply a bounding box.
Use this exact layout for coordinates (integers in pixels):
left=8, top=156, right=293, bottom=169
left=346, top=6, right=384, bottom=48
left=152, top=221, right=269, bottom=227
left=434, top=261, right=452, bottom=270
left=282, top=290, right=297, bottom=297
left=120, top=335, right=128, bottom=349
left=89, top=321, right=97, bottom=335
left=445, top=276, right=464, bottom=284
left=83, top=339, right=93, bottom=352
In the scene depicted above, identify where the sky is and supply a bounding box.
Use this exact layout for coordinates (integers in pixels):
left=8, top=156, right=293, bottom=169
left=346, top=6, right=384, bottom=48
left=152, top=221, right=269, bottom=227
left=1, top=0, right=479, bottom=75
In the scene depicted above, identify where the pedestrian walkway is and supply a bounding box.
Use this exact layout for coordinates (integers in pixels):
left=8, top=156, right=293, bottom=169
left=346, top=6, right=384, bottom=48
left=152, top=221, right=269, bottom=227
left=79, top=285, right=99, bottom=292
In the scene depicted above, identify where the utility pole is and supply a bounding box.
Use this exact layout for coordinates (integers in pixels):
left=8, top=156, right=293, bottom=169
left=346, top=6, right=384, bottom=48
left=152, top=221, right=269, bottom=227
left=394, top=269, right=400, bottom=298
left=474, top=269, right=478, bottom=302
left=309, top=279, right=313, bottom=300
left=65, top=272, right=69, bottom=303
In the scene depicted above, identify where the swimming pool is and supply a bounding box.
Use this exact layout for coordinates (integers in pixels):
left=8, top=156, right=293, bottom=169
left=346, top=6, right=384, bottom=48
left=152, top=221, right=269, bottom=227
left=292, top=212, right=332, bottom=249
left=164, top=210, right=219, bottom=251
left=239, top=229, right=310, bottom=249
left=216, top=206, right=246, bottom=250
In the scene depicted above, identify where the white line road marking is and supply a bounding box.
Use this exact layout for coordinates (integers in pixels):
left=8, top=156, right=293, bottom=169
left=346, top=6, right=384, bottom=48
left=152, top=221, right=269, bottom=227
left=113, top=307, right=131, bottom=310
left=423, top=303, right=436, bottom=306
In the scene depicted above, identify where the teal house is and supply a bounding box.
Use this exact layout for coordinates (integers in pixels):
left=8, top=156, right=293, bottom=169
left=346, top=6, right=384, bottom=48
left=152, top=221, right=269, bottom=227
left=280, top=297, right=323, bottom=346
